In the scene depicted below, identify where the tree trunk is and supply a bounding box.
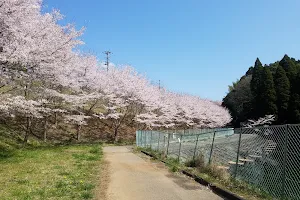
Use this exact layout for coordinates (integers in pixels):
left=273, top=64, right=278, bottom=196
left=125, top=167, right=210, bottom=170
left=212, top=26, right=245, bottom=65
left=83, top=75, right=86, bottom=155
left=43, top=117, right=48, bottom=142
left=24, top=84, right=28, bottom=98
left=24, top=117, right=31, bottom=144
left=54, top=112, right=58, bottom=126
left=114, top=127, right=119, bottom=143
left=76, top=125, right=81, bottom=140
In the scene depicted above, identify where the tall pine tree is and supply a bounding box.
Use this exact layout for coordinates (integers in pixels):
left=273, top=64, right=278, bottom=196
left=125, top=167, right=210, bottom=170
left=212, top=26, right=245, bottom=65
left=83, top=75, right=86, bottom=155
left=279, top=54, right=298, bottom=82
left=280, top=55, right=300, bottom=123
left=274, top=66, right=290, bottom=123
left=260, top=67, right=277, bottom=116
left=250, top=58, right=264, bottom=118
left=288, top=71, right=300, bottom=123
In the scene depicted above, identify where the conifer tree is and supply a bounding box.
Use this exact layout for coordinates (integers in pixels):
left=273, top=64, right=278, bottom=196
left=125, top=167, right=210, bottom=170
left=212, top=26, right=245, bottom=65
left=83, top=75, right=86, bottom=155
left=279, top=54, right=298, bottom=82
left=250, top=58, right=264, bottom=118
left=260, top=67, right=277, bottom=116
left=288, top=71, right=300, bottom=123
left=274, top=66, right=290, bottom=123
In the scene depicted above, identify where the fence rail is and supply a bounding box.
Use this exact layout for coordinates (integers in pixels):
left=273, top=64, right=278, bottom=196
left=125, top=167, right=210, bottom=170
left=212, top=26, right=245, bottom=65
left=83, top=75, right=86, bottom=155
left=136, top=125, right=300, bottom=199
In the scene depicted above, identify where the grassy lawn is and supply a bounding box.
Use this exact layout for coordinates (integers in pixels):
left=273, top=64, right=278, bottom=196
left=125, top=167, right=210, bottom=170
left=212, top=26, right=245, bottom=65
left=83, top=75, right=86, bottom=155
left=0, top=144, right=103, bottom=200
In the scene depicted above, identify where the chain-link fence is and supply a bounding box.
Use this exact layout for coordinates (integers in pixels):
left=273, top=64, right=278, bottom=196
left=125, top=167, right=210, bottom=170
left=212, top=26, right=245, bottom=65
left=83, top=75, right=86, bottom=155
left=136, top=125, right=300, bottom=199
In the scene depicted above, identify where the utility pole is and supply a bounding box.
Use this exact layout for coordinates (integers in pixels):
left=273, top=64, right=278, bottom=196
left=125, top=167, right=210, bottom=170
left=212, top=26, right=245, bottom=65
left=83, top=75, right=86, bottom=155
left=159, top=80, right=161, bottom=90
left=103, top=51, right=112, bottom=72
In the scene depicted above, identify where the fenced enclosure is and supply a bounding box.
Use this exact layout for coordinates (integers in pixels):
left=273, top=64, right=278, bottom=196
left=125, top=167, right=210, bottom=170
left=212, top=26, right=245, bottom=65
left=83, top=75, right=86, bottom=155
left=136, top=125, right=300, bottom=199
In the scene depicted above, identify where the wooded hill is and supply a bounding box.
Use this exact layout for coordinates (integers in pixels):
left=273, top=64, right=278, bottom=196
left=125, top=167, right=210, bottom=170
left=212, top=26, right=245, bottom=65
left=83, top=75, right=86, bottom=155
left=223, top=55, right=300, bottom=127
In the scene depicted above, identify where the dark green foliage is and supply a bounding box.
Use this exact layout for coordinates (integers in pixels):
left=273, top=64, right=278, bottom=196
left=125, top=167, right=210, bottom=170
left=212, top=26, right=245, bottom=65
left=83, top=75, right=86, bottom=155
left=251, top=58, right=266, bottom=118
left=246, top=66, right=254, bottom=76
left=279, top=54, right=298, bottom=82
left=222, top=76, right=253, bottom=127
left=250, top=59, right=263, bottom=101
left=274, top=66, right=290, bottom=123
left=287, top=71, right=300, bottom=123
left=228, top=79, right=239, bottom=92
left=223, top=55, right=300, bottom=126
left=260, top=67, right=277, bottom=116
left=268, top=62, right=280, bottom=74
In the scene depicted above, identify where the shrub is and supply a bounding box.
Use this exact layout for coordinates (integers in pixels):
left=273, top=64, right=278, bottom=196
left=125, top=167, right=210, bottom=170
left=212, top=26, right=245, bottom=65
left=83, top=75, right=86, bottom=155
left=185, top=153, right=205, bottom=169
left=185, top=154, right=229, bottom=181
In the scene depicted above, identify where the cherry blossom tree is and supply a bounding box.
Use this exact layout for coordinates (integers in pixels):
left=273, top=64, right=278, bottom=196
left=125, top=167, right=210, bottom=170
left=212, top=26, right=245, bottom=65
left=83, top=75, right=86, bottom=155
left=65, top=114, right=90, bottom=140
left=0, top=0, right=232, bottom=144
left=3, top=96, right=51, bottom=143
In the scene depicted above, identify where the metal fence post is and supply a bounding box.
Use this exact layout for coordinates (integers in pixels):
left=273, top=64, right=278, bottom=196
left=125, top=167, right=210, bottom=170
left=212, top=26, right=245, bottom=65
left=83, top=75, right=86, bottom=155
left=166, top=133, right=170, bottom=156
left=138, top=131, right=142, bottom=147
left=141, top=131, right=143, bottom=147
left=234, top=128, right=243, bottom=179
left=138, top=131, right=141, bottom=146
left=150, top=131, right=153, bottom=149
left=163, top=133, right=166, bottom=150
left=208, top=131, right=216, bottom=164
left=178, top=135, right=183, bottom=162
left=157, top=132, right=160, bottom=151
left=143, top=130, right=145, bottom=147
left=136, top=130, right=138, bottom=146
left=281, top=124, right=289, bottom=198
left=144, top=131, right=148, bottom=147
left=193, top=134, right=200, bottom=161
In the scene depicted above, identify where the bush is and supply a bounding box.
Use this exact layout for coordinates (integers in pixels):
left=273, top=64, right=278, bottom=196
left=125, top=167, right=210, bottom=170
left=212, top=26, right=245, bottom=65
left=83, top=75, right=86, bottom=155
left=205, top=163, right=229, bottom=180
left=185, top=153, right=205, bottom=169
left=185, top=154, right=228, bottom=181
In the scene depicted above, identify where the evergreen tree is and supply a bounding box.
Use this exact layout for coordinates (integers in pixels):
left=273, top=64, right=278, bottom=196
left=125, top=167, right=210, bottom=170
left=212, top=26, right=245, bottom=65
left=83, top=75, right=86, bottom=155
left=251, top=58, right=263, bottom=92
left=260, top=67, right=277, bottom=116
left=224, top=55, right=300, bottom=125
left=279, top=54, right=298, bottom=82
left=250, top=58, right=264, bottom=118
left=246, top=66, right=254, bottom=76
left=288, top=71, right=300, bottom=123
left=223, top=75, right=252, bottom=127
left=274, top=66, right=290, bottom=123
left=269, top=62, right=280, bottom=74
left=280, top=55, right=300, bottom=123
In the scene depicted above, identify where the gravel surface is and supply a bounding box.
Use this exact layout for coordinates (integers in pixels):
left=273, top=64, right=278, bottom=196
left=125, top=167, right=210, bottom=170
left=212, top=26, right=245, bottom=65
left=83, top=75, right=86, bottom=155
left=104, top=146, right=225, bottom=200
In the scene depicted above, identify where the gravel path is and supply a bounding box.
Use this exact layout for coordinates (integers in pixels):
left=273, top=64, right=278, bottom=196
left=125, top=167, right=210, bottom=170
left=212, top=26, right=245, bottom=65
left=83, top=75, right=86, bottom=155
left=103, top=146, right=224, bottom=200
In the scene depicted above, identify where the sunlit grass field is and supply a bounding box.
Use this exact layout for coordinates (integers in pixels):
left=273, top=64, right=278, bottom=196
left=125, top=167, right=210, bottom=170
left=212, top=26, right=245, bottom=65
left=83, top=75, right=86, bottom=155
left=0, top=144, right=102, bottom=200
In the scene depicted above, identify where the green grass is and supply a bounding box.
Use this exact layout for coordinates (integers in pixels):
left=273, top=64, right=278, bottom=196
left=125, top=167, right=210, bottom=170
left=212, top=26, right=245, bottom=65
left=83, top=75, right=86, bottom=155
left=0, top=144, right=102, bottom=200
left=0, top=125, right=22, bottom=159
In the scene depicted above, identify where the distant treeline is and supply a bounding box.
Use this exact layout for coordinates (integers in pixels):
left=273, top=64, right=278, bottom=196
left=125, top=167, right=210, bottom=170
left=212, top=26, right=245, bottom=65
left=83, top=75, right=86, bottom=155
left=223, top=55, right=300, bottom=127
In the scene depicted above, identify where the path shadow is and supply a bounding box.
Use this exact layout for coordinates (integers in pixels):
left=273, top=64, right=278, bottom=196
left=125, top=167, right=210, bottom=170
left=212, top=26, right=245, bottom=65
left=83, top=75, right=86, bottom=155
left=165, top=173, right=204, bottom=190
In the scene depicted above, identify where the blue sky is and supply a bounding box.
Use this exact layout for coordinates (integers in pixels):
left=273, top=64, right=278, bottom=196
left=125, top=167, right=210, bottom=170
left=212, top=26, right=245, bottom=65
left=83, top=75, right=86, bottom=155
left=43, top=0, right=300, bottom=100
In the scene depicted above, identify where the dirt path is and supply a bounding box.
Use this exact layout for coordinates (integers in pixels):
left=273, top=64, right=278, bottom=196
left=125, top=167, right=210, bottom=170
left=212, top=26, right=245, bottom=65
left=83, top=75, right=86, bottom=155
left=103, top=146, right=224, bottom=200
